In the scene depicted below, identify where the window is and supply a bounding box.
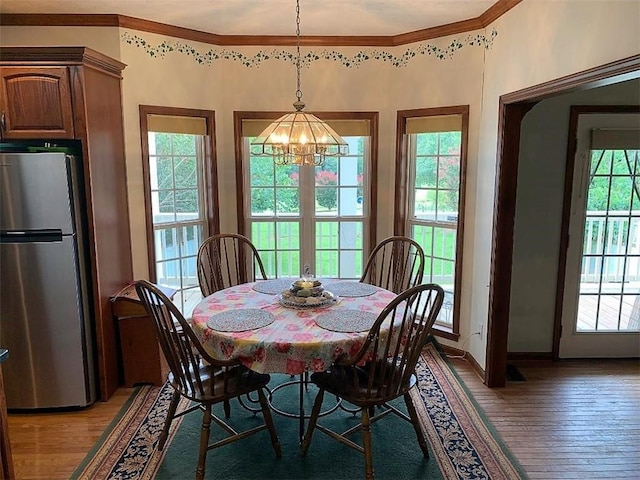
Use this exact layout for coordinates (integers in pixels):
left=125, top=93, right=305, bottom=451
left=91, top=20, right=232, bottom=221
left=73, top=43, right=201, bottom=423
left=140, top=106, right=219, bottom=315
left=234, top=112, right=378, bottom=279
left=395, top=106, right=468, bottom=338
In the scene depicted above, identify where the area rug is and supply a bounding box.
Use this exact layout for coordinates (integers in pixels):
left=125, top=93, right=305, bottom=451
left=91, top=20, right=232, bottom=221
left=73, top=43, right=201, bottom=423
left=72, top=343, right=527, bottom=479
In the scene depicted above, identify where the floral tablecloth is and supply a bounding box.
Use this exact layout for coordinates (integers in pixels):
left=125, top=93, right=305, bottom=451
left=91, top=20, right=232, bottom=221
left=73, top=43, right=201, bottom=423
left=191, top=281, right=396, bottom=375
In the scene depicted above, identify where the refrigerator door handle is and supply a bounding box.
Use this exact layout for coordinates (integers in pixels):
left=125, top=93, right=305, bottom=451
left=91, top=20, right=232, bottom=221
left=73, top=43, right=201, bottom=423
left=0, top=229, right=63, bottom=243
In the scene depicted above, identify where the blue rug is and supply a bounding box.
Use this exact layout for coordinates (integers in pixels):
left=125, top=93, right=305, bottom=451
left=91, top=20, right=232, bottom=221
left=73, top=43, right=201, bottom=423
left=73, top=343, right=527, bottom=479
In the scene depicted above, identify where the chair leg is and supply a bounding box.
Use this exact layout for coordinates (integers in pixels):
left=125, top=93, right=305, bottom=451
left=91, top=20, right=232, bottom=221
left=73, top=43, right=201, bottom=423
left=404, top=392, right=429, bottom=458
left=300, top=388, right=325, bottom=455
left=223, top=399, right=231, bottom=419
left=361, top=407, right=374, bottom=480
left=257, top=388, right=282, bottom=458
left=159, top=390, right=180, bottom=451
left=196, top=405, right=213, bottom=480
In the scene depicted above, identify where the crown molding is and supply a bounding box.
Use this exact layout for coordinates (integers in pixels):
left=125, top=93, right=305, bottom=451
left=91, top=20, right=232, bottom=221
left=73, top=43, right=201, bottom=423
left=0, top=46, right=127, bottom=75
left=0, top=0, right=521, bottom=47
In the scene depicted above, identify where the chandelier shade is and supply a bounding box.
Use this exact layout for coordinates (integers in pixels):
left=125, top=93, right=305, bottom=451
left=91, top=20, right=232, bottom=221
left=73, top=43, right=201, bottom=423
left=250, top=110, right=349, bottom=166
left=250, top=0, right=348, bottom=166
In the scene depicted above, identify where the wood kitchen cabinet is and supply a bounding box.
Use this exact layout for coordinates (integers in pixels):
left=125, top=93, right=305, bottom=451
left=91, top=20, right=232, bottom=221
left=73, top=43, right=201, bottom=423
left=0, top=66, right=75, bottom=139
left=0, top=47, right=133, bottom=401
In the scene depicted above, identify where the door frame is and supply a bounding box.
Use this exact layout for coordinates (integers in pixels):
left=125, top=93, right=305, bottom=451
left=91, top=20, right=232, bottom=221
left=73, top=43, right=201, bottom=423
left=485, top=54, right=640, bottom=387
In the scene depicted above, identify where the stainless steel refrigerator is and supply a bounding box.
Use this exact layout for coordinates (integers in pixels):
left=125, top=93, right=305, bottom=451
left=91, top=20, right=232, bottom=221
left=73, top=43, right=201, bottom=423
left=0, top=148, right=97, bottom=409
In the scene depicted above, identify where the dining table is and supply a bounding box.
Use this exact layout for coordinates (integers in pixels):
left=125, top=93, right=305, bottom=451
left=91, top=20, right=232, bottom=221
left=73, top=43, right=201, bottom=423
left=190, top=278, right=397, bottom=441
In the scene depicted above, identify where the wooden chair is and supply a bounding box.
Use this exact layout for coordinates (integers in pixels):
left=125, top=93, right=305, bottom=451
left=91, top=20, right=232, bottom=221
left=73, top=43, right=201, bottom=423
left=197, top=233, right=268, bottom=296
left=135, top=280, right=281, bottom=480
left=360, top=236, right=425, bottom=294
left=301, top=283, right=444, bottom=480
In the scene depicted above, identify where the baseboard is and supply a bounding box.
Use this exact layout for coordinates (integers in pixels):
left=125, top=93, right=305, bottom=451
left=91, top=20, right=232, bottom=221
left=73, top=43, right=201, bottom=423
left=438, top=343, right=486, bottom=382
left=507, top=351, right=553, bottom=361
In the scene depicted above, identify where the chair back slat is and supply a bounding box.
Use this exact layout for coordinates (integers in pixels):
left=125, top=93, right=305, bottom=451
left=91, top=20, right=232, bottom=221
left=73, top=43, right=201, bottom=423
left=360, top=236, right=425, bottom=294
left=344, top=283, right=444, bottom=400
left=197, top=233, right=268, bottom=296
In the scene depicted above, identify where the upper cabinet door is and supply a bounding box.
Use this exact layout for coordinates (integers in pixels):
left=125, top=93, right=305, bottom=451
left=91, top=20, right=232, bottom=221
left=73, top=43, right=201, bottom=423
left=0, top=67, right=74, bottom=139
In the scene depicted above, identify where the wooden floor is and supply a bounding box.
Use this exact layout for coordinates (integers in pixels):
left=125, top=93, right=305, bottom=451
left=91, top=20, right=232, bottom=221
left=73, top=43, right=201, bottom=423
left=449, top=356, right=640, bottom=480
left=6, top=388, right=133, bottom=480
left=5, top=358, right=640, bottom=479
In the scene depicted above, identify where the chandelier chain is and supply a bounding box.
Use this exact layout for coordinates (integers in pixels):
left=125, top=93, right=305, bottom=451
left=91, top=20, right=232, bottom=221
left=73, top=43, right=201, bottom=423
left=295, top=0, right=302, bottom=103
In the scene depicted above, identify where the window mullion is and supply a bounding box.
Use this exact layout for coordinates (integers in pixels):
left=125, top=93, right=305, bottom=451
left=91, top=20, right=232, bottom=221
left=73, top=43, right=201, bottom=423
left=301, top=163, right=315, bottom=275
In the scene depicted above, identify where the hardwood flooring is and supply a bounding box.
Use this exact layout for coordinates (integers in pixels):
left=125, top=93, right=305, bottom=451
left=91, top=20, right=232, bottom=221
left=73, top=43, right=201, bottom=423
left=5, top=359, right=639, bottom=479
left=448, top=356, right=640, bottom=479
left=6, top=388, right=133, bottom=480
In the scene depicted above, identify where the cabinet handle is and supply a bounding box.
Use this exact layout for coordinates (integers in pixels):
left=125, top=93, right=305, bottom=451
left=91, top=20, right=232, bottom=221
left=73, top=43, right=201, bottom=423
left=1, top=112, right=5, bottom=132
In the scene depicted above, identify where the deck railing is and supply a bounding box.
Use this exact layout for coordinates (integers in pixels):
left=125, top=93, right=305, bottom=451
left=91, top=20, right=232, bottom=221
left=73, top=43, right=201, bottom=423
left=582, top=211, right=640, bottom=283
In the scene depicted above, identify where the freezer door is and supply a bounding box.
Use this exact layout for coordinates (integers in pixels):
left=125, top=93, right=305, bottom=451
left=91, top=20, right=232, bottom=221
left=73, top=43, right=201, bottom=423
left=0, top=236, right=96, bottom=408
left=0, top=152, right=76, bottom=233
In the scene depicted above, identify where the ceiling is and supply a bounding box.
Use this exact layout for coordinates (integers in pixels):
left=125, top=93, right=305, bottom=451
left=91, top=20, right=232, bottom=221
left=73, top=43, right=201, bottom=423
left=0, top=0, right=498, bottom=37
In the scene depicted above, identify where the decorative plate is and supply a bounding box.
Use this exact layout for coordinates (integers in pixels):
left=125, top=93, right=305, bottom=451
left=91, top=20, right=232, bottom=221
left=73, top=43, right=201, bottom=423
left=206, top=309, right=275, bottom=332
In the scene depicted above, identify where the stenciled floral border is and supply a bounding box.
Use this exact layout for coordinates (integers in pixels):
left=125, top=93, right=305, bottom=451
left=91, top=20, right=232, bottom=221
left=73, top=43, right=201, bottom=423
left=121, top=29, right=497, bottom=68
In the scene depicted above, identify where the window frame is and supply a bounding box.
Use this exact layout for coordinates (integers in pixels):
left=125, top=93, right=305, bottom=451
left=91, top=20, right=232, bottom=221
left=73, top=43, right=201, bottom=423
left=139, top=105, right=220, bottom=288
left=233, top=111, right=379, bottom=277
left=394, top=105, right=469, bottom=340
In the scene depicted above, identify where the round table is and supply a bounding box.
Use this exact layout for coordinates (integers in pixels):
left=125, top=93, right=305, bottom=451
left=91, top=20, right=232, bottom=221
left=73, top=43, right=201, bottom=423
left=191, top=280, right=397, bottom=375
left=191, top=279, right=397, bottom=441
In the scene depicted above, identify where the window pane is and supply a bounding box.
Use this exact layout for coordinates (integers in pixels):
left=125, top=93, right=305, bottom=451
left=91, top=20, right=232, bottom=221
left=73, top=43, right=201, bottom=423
left=252, top=222, right=276, bottom=249
left=174, top=157, right=197, bottom=188
left=154, top=157, right=174, bottom=190
left=156, top=259, right=180, bottom=288
left=183, top=224, right=202, bottom=256
left=181, top=256, right=198, bottom=287
left=315, top=221, right=363, bottom=279
left=316, top=249, right=338, bottom=278
left=316, top=186, right=338, bottom=215
left=261, top=251, right=276, bottom=277
left=251, top=188, right=275, bottom=215
left=276, top=188, right=299, bottom=215
left=252, top=221, right=300, bottom=278
left=317, top=222, right=339, bottom=249
left=439, top=155, right=460, bottom=188
left=277, top=222, right=300, bottom=249
left=154, top=133, right=172, bottom=155
left=316, top=166, right=339, bottom=216
left=413, top=188, right=435, bottom=219
left=172, top=134, right=197, bottom=155
left=155, top=227, right=178, bottom=261
left=276, top=165, right=299, bottom=187
left=432, top=227, right=454, bottom=259
left=340, top=221, right=363, bottom=249
left=437, top=190, right=458, bottom=221
left=415, top=157, right=437, bottom=188
left=176, top=190, right=199, bottom=220
left=251, top=156, right=275, bottom=186
left=278, top=250, right=300, bottom=277
left=413, top=224, right=433, bottom=252
left=416, top=134, right=438, bottom=155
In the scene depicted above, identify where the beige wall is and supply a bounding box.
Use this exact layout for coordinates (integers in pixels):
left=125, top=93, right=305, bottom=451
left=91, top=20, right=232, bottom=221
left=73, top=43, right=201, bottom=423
left=468, top=0, right=640, bottom=366
left=1, top=0, right=638, bottom=368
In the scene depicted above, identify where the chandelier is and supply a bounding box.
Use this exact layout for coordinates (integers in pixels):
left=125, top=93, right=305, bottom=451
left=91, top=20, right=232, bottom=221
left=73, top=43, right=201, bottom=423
left=250, top=0, right=348, bottom=166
